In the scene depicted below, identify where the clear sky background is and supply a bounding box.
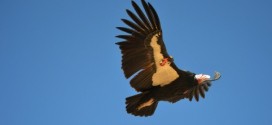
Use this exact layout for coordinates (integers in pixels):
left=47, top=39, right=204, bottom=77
left=1, top=0, right=272, bottom=125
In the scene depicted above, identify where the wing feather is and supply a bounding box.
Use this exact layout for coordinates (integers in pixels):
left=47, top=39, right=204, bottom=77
left=116, top=0, right=178, bottom=92
left=126, top=10, right=149, bottom=32
left=121, top=19, right=146, bottom=36
left=194, top=87, right=199, bottom=101
left=116, top=35, right=141, bottom=41
left=132, top=1, right=152, bottom=31
left=199, top=86, right=205, bottom=98
left=116, top=27, right=135, bottom=34
left=147, top=3, right=161, bottom=30
left=184, top=82, right=212, bottom=101
left=141, top=0, right=156, bottom=30
left=130, top=65, right=155, bottom=91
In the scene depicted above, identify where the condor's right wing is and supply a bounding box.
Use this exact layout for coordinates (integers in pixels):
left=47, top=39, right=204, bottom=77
left=116, top=0, right=180, bottom=92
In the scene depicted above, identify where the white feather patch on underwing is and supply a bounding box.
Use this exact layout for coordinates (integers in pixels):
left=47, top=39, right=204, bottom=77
left=150, top=33, right=179, bottom=86
left=137, top=98, right=154, bottom=110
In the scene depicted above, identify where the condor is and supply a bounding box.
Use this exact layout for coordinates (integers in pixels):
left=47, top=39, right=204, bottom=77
left=116, top=0, right=221, bottom=117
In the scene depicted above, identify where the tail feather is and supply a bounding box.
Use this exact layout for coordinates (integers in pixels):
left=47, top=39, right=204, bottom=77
left=126, top=92, right=158, bottom=117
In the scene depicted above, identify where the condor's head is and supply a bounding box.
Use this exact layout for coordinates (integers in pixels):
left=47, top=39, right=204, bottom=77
left=195, top=74, right=211, bottom=84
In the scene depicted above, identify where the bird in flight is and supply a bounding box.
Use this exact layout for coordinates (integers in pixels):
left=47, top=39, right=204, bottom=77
left=116, top=0, right=221, bottom=117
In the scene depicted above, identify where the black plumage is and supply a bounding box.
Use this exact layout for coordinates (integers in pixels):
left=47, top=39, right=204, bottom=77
left=116, top=0, right=221, bottom=117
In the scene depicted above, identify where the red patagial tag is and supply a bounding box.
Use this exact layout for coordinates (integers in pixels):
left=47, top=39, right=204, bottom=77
left=160, top=58, right=169, bottom=66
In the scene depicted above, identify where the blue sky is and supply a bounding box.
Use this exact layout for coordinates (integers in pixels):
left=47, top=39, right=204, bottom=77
left=1, top=0, right=272, bottom=125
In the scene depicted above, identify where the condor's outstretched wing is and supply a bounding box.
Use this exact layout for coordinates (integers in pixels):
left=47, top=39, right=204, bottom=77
left=168, top=72, right=221, bottom=102
left=116, top=0, right=180, bottom=92
left=186, top=72, right=221, bottom=101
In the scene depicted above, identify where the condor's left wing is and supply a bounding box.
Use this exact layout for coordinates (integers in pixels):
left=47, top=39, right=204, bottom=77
left=116, top=0, right=180, bottom=92
left=167, top=72, right=221, bottom=103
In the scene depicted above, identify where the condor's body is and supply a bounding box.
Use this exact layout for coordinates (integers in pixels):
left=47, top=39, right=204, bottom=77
left=116, top=0, right=221, bottom=117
